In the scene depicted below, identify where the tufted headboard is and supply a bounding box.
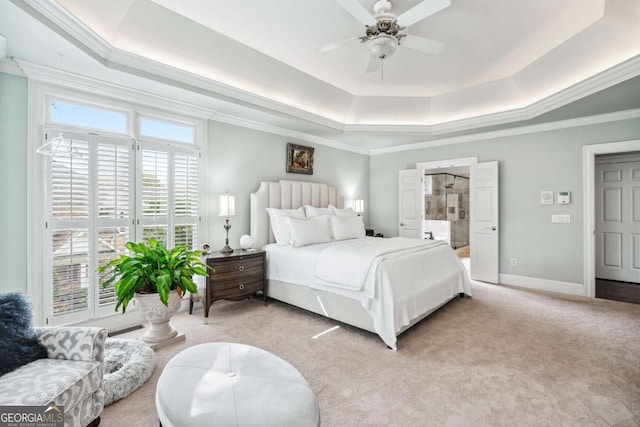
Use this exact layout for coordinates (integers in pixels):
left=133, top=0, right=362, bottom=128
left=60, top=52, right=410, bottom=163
left=250, top=180, right=344, bottom=249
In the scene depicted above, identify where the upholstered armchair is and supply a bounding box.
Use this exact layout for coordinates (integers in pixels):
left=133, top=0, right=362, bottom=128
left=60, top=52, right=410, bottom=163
left=0, top=326, right=108, bottom=427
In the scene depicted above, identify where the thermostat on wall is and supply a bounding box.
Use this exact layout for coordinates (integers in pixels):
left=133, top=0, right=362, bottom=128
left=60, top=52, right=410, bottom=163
left=557, top=191, right=571, bottom=205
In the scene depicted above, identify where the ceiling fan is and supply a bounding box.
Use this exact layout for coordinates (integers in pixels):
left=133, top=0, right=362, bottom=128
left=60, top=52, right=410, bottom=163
left=321, top=0, right=451, bottom=74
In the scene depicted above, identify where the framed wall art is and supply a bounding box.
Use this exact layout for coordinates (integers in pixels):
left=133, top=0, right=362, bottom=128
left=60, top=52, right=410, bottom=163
left=286, top=143, right=314, bottom=175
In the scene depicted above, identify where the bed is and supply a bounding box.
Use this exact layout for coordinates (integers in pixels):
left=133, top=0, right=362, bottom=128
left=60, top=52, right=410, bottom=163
left=250, top=180, right=471, bottom=350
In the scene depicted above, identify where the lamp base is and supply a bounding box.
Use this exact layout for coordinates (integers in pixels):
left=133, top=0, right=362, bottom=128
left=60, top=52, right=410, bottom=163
left=221, top=245, right=234, bottom=255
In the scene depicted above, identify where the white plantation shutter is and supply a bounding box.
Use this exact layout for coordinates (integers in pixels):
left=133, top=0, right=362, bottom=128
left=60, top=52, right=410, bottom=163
left=139, top=145, right=169, bottom=247
left=49, top=135, right=91, bottom=320
left=41, top=103, right=202, bottom=326
left=137, top=142, right=200, bottom=249
left=46, top=130, right=134, bottom=324
left=96, top=140, right=134, bottom=310
left=174, top=150, right=199, bottom=249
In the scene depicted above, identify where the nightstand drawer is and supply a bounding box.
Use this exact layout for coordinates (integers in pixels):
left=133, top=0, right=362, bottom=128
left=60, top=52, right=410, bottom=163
left=212, top=275, right=264, bottom=300
left=210, top=256, right=263, bottom=279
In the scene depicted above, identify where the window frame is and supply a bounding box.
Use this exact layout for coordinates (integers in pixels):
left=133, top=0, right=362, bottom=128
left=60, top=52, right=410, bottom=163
left=28, top=79, right=208, bottom=329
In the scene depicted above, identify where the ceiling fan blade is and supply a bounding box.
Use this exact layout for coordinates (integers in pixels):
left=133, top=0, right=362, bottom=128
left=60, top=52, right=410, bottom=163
left=396, top=0, right=451, bottom=28
left=401, top=34, right=444, bottom=55
left=365, top=56, right=380, bottom=73
left=318, top=37, right=360, bottom=53
left=337, top=0, right=377, bottom=26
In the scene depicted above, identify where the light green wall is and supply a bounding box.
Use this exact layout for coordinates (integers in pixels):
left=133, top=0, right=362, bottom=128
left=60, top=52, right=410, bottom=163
left=370, top=118, right=640, bottom=285
left=205, top=121, right=370, bottom=250
left=0, top=73, right=29, bottom=293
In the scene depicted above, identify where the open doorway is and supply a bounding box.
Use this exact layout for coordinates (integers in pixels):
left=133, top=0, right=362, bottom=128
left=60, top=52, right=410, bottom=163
left=423, top=170, right=470, bottom=261
left=593, top=151, right=640, bottom=304
left=583, top=140, right=640, bottom=299
left=417, top=158, right=477, bottom=268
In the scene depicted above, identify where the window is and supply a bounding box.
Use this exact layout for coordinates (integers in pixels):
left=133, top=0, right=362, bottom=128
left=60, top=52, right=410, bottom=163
left=41, top=100, right=202, bottom=325
left=50, top=100, right=128, bottom=134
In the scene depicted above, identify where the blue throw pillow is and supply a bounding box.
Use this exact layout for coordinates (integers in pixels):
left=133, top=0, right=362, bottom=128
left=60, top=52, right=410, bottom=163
left=0, top=293, right=48, bottom=376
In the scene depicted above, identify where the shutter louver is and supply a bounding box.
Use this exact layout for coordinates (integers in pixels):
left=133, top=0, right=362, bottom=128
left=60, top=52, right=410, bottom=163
left=50, top=138, right=90, bottom=317
left=174, top=152, right=199, bottom=249
left=141, top=148, right=169, bottom=246
left=97, top=142, right=132, bottom=306
left=51, top=229, right=89, bottom=315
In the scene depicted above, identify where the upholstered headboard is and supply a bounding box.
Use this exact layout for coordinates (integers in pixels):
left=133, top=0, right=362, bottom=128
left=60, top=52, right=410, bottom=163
left=250, top=180, right=344, bottom=249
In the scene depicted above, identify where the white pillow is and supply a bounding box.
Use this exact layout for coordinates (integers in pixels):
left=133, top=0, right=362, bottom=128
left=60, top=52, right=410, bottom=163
left=266, top=207, right=306, bottom=245
left=287, top=215, right=333, bottom=248
left=304, top=205, right=332, bottom=218
left=331, top=215, right=366, bottom=241
left=329, top=204, right=357, bottom=218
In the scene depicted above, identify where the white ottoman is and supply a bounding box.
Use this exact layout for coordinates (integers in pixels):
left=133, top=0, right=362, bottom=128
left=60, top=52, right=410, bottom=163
left=156, top=343, right=320, bottom=427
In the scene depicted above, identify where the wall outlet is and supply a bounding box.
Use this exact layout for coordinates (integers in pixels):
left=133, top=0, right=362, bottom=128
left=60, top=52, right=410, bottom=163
left=510, top=258, right=517, bottom=267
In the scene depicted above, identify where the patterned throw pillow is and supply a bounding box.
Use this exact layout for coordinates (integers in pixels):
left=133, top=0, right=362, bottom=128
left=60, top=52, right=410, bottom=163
left=0, top=293, right=48, bottom=376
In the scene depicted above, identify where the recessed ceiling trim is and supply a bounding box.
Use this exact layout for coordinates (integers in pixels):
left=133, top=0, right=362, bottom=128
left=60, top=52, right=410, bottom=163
left=106, top=48, right=346, bottom=132
left=210, top=112, right=369, bottom=155
left=370, top=109, right=640, bottom=155
left=12, top=0, right=640, bottom=143
left=16, top=59, right=214, bottom=119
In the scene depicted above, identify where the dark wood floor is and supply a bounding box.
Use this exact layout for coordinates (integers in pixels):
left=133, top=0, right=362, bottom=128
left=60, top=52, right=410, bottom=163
left=596, top=279, right=640, bottom=304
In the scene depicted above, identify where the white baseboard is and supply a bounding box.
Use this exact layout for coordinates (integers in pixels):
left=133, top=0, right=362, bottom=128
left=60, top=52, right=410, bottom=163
left=499, top=273, right=584, bottom=296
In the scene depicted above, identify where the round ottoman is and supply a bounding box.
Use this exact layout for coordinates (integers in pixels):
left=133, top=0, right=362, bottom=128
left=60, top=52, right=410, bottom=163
left=103, top=338, right=155, bottom=406
left=156, top=343, right=320, bottom=427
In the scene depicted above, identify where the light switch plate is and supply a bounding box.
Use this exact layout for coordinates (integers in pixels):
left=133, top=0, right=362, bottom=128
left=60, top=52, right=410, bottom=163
left=551, top=214, right=571, bottom=224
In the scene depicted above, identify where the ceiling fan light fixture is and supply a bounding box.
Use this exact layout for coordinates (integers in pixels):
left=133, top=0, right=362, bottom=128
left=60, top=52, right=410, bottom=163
left=366, top=34, right=398, bottom=59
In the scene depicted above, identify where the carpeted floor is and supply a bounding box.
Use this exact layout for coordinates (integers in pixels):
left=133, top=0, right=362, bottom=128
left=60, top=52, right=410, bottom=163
left=103, top=280, right=640, bottom=426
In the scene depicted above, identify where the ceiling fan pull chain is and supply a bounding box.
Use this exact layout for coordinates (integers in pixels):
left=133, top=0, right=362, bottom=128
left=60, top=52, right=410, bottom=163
left=381, top=57, right=384, bottom=80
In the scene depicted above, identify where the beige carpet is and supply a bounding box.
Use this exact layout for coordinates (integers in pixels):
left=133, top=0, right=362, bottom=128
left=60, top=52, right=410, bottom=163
left=102, top=281, right=640, bottom=426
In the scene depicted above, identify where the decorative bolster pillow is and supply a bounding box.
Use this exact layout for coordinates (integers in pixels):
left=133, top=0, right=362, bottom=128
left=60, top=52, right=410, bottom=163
left=266, top=207, right=306, bottom=245
left=331, top=215, right=366, bottom=241
left=329, top=204, right=357, bottom=218
left=287, top=215, right=333, bottom=248
left=304, top=205, right=333, bottom=218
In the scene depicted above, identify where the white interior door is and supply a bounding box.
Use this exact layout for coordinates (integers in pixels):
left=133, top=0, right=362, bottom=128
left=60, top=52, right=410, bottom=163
left=470, top=161, right=499, bottom=283
left=398, top=169, right=422, bottom=238
left=595, top=160, right=640, bottom=283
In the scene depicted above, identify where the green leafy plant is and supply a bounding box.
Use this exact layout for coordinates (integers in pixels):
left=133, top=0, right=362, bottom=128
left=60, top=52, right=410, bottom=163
left=97, top=239, right=209, bottom=313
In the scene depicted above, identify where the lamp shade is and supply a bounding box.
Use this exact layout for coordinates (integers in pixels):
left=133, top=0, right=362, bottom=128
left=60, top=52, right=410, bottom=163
left=347, top=199, right=365, bottom=213
left=218, top=194, right=236, bottom=217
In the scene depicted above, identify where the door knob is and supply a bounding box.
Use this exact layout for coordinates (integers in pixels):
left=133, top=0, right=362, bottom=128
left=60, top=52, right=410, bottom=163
left=486, top=226, right=497, bottom=231
left=400, top=222, right=405, bottom=226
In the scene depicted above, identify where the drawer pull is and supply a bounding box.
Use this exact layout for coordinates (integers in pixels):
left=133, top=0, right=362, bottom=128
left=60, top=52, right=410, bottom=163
left=238, top=265, right=245, bottom=272
left=239, top=284, right=245, bottom=290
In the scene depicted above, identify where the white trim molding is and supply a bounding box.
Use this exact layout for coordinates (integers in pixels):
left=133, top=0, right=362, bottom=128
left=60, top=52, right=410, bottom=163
left=499, top=274, right=584, bottom=297
left=13, top=0, right=640, bottom=136
left=582, top=139, right=640, bottom=298
left=371, top=109, right=640, bottom=155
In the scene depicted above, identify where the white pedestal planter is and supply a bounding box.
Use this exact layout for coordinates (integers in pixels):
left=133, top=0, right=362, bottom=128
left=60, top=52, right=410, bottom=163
left=135, top=291, right=182, bottom=344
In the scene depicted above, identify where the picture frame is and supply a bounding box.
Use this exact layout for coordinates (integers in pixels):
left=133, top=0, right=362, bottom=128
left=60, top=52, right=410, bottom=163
left=286, top=143, right=314, bottom=175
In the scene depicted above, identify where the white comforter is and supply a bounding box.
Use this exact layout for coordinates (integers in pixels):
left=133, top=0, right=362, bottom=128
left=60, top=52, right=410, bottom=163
left=266, top=237, right=471, bottom=350
left=315, top=238, right=447, bottom=296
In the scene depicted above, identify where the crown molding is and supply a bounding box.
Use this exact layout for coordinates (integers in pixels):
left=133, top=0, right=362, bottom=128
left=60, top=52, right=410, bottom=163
left=12, top=58, right=640, bottom=158
left=13, top=59, right=367, bottom=154
left=15, top=0, right=111, bottom=59
left=105, top=48, right=346, bottom=132
left=210, top=112, right=369, bottom=155
left=0, top=58, right=25, bottom=76
left=370, top=109, right=640, bottom=155
left=15, top=0, right=640, bottom=137
left=15, top=59, right=214, bottom=119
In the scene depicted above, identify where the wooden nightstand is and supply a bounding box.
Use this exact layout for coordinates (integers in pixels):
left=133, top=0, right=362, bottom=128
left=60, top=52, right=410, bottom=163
left=202, top=249, right=267, bottom=322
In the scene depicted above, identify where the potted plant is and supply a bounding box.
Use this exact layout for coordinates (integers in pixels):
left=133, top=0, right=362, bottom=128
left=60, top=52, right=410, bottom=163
left=97, top=239, right=209, bottom=343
